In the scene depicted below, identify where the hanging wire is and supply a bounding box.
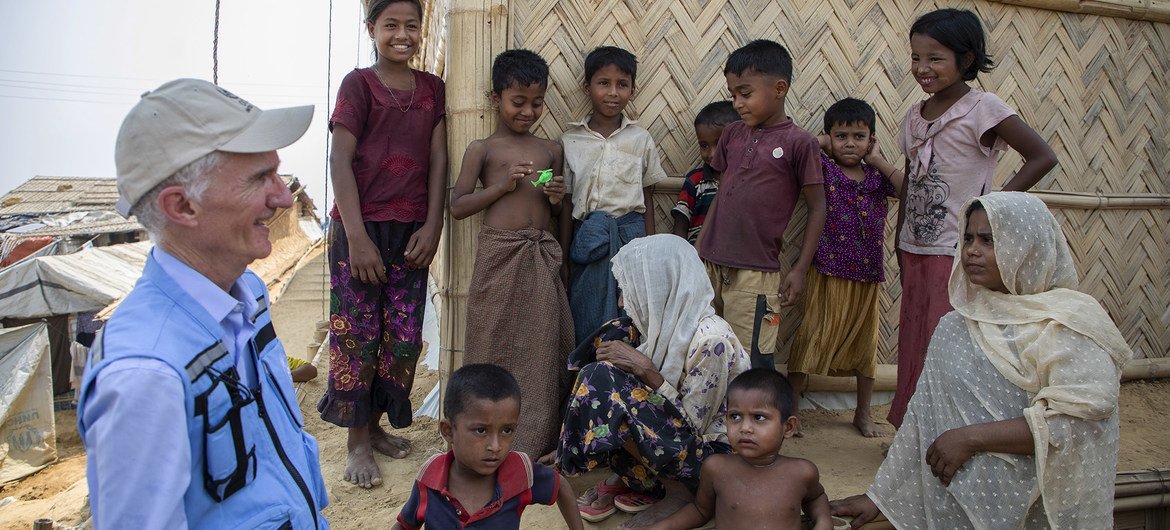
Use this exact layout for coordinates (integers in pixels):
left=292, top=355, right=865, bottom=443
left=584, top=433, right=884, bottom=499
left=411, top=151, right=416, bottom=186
left=212, top=0, right=222, bottom=84
left=320, top=0, right=335, bottom=321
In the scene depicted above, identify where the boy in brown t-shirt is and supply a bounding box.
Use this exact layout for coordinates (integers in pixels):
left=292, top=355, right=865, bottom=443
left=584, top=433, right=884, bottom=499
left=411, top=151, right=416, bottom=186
left=697, top=40, right=826, bottom=370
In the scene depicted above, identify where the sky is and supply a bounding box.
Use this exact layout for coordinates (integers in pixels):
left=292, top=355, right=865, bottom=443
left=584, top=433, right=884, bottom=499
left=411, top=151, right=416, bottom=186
left=0, top=1, right=374, bottom=211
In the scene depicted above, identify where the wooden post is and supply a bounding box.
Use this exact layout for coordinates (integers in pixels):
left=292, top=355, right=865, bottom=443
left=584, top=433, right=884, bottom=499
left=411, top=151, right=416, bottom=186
left=435, top=0, right=510, bottom=417
left=31, top=519, right=53, bottom=530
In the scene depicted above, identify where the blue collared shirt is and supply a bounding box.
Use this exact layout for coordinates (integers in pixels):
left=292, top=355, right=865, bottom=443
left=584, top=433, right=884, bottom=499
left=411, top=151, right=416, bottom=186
left=82, top=247, right=261, bottom=529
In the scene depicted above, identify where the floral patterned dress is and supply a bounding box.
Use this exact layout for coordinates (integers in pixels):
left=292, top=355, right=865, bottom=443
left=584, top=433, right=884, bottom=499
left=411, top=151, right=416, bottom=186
left=557, top=315, right=749, bottom=496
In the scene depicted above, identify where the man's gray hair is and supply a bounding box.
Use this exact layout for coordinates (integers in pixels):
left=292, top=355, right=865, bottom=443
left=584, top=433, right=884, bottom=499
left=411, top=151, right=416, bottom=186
left=131, top=151, right=224, bottom=243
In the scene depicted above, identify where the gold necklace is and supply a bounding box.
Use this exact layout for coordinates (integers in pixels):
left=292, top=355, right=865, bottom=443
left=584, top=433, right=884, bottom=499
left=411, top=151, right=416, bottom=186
left=374, top=67, right=416, bottom=113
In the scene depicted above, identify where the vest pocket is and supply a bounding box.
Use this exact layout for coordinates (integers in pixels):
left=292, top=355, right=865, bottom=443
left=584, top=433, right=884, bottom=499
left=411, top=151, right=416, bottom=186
left=195, top=369, right=258, bottom=502
left=233, top=505, right=292, bottom=529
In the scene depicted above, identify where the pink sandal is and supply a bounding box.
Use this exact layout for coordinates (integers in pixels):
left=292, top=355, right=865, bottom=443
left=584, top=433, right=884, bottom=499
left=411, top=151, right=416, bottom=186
left=614, top=491, right=662, bottom=514
left=578, top=481, right=632, bottom=523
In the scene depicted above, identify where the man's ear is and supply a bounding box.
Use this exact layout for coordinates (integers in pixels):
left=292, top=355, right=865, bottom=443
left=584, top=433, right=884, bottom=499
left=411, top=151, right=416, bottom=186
left=440, top=418, right=454, bottom=444
left=782, top=415, right=800, bottom=439
left=156, top=186, right=198, bottom=227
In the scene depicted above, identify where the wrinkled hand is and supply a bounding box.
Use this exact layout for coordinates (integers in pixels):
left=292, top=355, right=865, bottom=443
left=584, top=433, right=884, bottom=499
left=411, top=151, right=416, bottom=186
left=779, top=268, right=807, bottom=306
left=404, top=221, right=441, bottom=269
left=596, top=341, right=657, bottom=385
left=501, top=161, right=534, bottom=193
left=348, top=231, right=386, bottom=284
left=543, top=175, right=566, bottom=205
left=926, top=427, right=976, bottom=486
left=829, top=494, right=881, bottom=529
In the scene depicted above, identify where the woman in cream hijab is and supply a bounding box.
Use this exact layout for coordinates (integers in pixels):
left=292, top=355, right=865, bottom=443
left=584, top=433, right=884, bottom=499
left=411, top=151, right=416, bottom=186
left=832, top=192, right=1132, bottom=529
left=557, top=235, right=750, bottom=527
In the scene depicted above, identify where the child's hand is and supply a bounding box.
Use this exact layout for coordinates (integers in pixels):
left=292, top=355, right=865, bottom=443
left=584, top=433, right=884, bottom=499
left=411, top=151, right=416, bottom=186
left=404, top=220, right=441, bottom=269
left=863, top=138, right=884, bottom=165
left=501, top=161, right=534, bottom=193
left=817, top=133, right=830, bottom=154
left=780, top=268, right=807, bottom=306
left=348, top=231, right=387, bottom=284
left=543, top=175, right=566, bottom=205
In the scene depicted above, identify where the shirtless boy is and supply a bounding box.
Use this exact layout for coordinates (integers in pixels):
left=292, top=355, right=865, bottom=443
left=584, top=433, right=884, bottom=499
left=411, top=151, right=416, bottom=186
left=649, top=369, right=833, bottom=530
left=450, top=49, right=576, bottom=457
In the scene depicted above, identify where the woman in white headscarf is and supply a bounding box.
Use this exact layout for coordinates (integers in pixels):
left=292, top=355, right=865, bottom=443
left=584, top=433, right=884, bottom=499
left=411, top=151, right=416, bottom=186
left=831, top=192, right=1132, bottom=529
left=556, top=235, right=750, bottom=527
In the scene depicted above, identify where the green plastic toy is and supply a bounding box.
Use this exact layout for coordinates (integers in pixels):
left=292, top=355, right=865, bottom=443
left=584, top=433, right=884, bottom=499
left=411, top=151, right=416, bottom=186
left=531, top=169, right=554, bottom=187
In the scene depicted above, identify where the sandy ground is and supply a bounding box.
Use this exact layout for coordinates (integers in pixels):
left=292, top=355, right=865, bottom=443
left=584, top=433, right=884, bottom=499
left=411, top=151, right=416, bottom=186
left=3, top=256, right=1169, bottom=529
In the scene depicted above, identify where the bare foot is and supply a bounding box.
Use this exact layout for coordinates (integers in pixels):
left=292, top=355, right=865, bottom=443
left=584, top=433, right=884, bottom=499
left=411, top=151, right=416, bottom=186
left=852, top=411, right=883, bottom=438
left=369, top=422, right=411, bottom=458
left=618, top=480, right=690, bottom=529
left=344, top=428, right=383, bottom=489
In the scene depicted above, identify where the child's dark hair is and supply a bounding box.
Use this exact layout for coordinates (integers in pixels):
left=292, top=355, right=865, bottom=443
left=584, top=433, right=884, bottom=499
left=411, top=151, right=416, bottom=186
left=443, top=364, right=522, bottom=419
left=724, top=40, right=793, bottom=81
left=584, top=46, right=638, bottom=85
left=910, top=9, right=994, bottom=81
left=366, top=0, right=423, bottom=23
left=492, top=49, right=549, bottom=94
left=727, top=368, right=796, bottom=421
left=694, top=101, right=738, bottom=128
left=823, top=98, right=876, bottom=134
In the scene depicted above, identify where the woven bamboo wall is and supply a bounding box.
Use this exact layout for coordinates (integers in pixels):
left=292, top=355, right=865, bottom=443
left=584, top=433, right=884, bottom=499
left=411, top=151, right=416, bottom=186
left=432, top=0, right=1170, bottom=365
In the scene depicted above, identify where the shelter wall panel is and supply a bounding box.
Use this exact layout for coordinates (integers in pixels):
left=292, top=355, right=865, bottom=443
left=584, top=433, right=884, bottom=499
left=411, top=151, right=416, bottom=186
left=522, top=0, right=1169, bottom=362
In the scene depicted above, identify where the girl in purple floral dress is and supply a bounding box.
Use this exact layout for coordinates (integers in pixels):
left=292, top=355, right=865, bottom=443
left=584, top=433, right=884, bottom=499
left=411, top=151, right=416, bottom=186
left=318, top=0, right=447, bottom=490
left=789, top=98, right=901, bottom=438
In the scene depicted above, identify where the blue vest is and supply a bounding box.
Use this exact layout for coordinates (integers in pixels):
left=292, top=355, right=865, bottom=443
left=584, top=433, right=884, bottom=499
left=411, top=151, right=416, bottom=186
left=78, top=255, right=329, bottom=530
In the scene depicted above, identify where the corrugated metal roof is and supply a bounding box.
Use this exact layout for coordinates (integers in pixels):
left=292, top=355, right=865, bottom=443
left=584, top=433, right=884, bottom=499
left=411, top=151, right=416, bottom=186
left=0, top=175, right=315, bottom=239
left=0, top=177, right=120, bottom=216
left=10, top=219, right=144, bottom=238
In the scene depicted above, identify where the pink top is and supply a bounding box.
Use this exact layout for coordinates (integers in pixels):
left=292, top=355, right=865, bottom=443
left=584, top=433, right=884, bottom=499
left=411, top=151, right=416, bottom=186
left=329, top=68, right=446, bottom=223
left=896, top=89, right=1014, bottom=256
left=698, top=119, right=822, bottom=272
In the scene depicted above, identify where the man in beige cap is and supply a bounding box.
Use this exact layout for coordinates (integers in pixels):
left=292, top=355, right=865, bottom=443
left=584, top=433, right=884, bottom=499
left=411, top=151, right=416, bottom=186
left=77, top=79, right=330, bottom=529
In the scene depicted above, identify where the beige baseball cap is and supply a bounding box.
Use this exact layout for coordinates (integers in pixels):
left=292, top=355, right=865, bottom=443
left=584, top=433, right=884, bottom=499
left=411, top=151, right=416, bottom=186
left=114, top=78, right=314, bottom=216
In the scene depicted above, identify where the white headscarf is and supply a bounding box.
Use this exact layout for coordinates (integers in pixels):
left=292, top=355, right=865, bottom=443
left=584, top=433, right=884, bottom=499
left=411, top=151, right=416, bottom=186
left=949, top=191, right=1132, bottom=526
left=610, top=235, right=716, bottom=390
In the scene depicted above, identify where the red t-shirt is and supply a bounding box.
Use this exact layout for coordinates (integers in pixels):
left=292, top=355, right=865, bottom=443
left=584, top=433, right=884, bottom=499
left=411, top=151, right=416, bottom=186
left=329, top=68, right=446, bottom=222
left=698, top=119, right=822, bottom=272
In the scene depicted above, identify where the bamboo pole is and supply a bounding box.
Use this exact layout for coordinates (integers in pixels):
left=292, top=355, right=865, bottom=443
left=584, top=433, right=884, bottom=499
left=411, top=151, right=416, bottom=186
left=1122, top=358, right=1170, bottom=381
left=785, top=358, right=1170, bottom=393
left=986, top=0, right=1170, bottom=23
left=436, top=0, right=510, bottom=417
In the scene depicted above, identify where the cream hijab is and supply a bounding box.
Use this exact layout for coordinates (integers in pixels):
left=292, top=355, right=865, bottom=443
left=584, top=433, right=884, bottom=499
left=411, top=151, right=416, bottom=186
left=949, top=192, right=1132, bottom=525
left=610, top=235, right=716, bottom=390
left=949, top=191, right=1132, bottom=395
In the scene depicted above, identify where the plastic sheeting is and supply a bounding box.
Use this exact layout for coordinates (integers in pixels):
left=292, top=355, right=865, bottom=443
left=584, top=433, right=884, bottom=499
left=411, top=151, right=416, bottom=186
left=0, top=241, right=149, bottom=320
left=0, top=322, right=56, bottom=484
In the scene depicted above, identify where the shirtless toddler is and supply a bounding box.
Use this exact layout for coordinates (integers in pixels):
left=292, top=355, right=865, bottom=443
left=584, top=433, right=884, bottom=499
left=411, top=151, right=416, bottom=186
left=650, top=369, right=833, bottom=530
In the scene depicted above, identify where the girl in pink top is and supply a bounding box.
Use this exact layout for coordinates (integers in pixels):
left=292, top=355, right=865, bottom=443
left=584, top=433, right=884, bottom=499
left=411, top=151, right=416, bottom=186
left=889, top=8, right=1056, bottom=428
left=320, top=0, right=448, bottom=490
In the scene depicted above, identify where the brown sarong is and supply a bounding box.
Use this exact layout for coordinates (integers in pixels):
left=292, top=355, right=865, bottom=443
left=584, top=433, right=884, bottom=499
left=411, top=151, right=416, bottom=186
left=464, top=225, right=575, bottom=457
